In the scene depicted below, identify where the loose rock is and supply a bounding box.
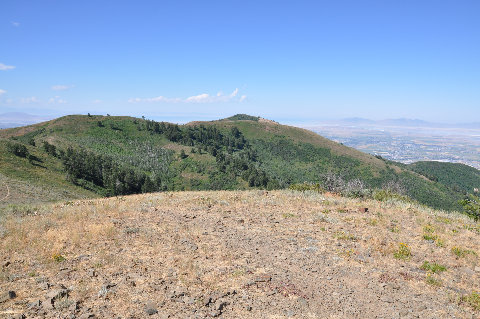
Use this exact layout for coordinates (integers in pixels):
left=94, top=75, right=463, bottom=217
left=0, top=291, right=16, bottom=303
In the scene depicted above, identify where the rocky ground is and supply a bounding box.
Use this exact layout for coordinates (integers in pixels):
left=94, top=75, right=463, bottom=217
left=1, top=190, right=479, bottom=318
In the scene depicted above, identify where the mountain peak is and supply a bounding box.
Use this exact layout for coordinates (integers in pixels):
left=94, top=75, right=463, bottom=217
left=222, top=114, right=260, bottom=121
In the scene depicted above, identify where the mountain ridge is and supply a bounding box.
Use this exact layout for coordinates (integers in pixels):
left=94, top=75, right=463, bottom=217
left=0, top=114, right=478, bottom=211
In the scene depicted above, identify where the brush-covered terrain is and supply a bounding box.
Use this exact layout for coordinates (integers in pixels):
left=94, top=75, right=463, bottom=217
left=1, top=114, right=479, bottom=212
left=1, top=190, right=479, bottom=318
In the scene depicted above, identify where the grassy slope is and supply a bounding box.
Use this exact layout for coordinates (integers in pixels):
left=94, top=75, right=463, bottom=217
left=0, top=115, right=222, bottom=198
left=0, top=115, right=475, bottom=211
left=0, top=138, right=96, bottom=208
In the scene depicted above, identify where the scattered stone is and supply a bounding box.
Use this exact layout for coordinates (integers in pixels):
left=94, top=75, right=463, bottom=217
left=209, top=310, right=221, bottom=317
left=203, top=296, right=212, bottom=306
left=0, top=291, right=16, bottom=303
left=355, top=254, right=368, bottom=263
left=27, top=299, right=42, bottom=309
left=75, top=254, right=91, bottom=261
left=380, top=296, right=393, bottom=303
left=98, top=283, right=116, bottom=297
left=43, top=288, right=69, bottom=310
left=254, top=274, right=271, bottom=283
left=145, top=301, right=158, bottom=315
left=58, top=268, right=72, bottom=279
left=359, top=208, right=369, bottom=213
left=266, top=289, right=277, bottom=296
left=3, top=191, right=479, bottom=318
left=39, top=282, right=50, bottom=290
left=9, top=314, right=25, bottom=319
left=460, top=267, right=475, bottom=276
left=46, top=288, right=68, bottom=301
left=214, top=300, right=227, bottom=311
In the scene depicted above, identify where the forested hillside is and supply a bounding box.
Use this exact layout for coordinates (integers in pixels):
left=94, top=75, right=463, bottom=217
left=1, top=114, right=478, bottom=211
left=409, top=161, right=480, bottom=194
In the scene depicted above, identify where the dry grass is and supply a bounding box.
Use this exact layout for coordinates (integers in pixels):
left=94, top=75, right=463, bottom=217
left=0, top=190, right=479, bottom=318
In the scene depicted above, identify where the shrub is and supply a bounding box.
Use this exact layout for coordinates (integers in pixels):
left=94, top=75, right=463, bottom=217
left=422, top=233, right=438, bottom=241
left=462, top=292, right=480, bottom=311
left=422, top=224, right=439, bottom=241
left=423, top=224, right=435, bottom=233
left=425, top=274, right=442, bottom=287
left=459, top=194, right=480, bottom=221
left=334, top=231, right=357, bottom=241
left=382, top=180, right=407, bottom=195
left=318, top=173, right=370, bottom=198
left=373, top=189, right=411, bottom=203
left=393, top=243, right=412, bottom=260
left=319, top=173, right=345, bottom=193
left=43, top=141, right=57, bottom=157
left=435, top=238, right=445, bottom=247
left=289, top=182, right=323, bottom=192
left=343, top=179, right=370, bottom=198
left=420, top=261, right=447, bottom=273
left=390, top=225, right=400, bottom=233
left=435, top=216, right=452, bottom=224
left=52, top=253, right=66, bottom=262
left=451, top=246, right=477, bottom=258
left=6, top=142, right=29, bottom=158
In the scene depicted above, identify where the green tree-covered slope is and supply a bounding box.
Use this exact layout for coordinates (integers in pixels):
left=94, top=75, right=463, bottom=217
left=1, top=114, right=477, bottom=212
left=0, top=138, right=96, bottom=208
left=409, top=161, right=480, bottom=194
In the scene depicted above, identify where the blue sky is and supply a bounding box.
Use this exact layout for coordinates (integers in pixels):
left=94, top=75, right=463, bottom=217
left=1, top=0, right=479, bottom=123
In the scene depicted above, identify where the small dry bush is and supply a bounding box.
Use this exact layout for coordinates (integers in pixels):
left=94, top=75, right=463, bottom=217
left=426, top=274, right=442, bottom=287
left=451, top=246, right=477, bottom=258
left=462, top=292, right=480, bottom=311
left=393, top=243, right=411, bottom=260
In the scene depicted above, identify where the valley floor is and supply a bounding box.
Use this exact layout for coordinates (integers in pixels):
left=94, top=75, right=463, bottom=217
left=1, top=190, right=479, bottom=318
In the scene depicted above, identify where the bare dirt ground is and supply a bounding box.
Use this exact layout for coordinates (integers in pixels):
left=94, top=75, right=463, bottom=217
left=1, top=190, right=479, bottom=318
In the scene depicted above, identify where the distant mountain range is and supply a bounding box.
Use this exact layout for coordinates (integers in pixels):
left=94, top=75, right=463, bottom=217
left=2, top=112, right=479, bottom=130
left=330, top=117, right=480, bottom=129
left=0, top=112, right=53, bottom=129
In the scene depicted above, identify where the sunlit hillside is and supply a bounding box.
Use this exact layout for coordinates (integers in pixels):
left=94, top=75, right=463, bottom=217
left=1, top=190, right=479, bottom=318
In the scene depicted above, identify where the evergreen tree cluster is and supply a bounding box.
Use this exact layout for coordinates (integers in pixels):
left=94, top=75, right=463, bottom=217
left=140, top=120, right=276, bottom=188
left=43, top=141, right=57, bottom=157
left=58, top=119, right=278, bottom=197
left=62, top=147, right=160, bottom=196
left=459, top=194, right=480, bottom=221
left=6, top=142, right=29, bottom=158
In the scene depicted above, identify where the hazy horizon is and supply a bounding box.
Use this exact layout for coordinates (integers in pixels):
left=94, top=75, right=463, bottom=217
left=3, top=111, right=480, bottom=128
left=1, top=1, right=480, bottom=123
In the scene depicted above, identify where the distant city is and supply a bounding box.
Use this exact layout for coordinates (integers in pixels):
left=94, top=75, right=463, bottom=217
left=302, top=118, right=480, bottom=169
